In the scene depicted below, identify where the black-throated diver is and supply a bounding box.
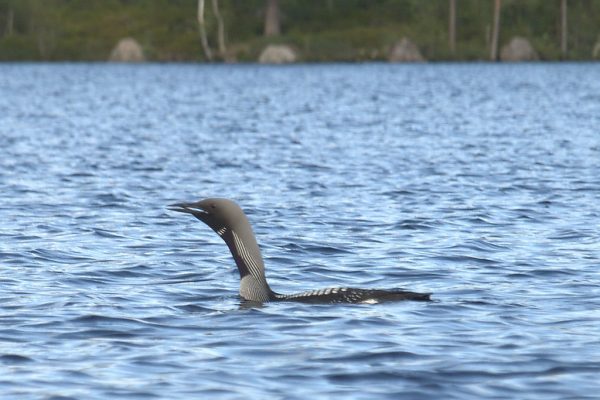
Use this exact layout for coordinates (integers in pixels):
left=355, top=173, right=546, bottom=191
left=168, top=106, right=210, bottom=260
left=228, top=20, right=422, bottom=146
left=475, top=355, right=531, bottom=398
left=168, top=198, right=431, bottom=304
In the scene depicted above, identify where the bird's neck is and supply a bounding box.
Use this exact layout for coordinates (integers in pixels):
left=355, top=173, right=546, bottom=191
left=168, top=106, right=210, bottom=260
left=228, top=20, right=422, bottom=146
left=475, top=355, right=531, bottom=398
left=222, top=226, right=272, bottom=301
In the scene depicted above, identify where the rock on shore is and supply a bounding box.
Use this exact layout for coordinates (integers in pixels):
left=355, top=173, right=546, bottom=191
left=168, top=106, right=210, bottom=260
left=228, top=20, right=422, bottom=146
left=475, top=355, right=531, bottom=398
left=258, top=45, right=297, bottom=64
left=389, top=38, right=425, bottom=62
left=109, top=38, right=145, bottom=62
left=500, top=37, right=538, bottom=62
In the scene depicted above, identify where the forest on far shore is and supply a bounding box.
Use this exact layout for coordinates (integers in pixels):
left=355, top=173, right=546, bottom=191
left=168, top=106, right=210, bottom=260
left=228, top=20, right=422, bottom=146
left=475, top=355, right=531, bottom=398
left=1, top=0, right=599, bottom=62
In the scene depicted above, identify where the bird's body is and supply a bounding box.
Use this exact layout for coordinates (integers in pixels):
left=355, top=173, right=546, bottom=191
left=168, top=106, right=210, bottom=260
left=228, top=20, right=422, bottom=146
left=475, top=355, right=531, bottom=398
left=272, top=287, right=430, bottom=304
left=169, top=198, right=431, bottom=304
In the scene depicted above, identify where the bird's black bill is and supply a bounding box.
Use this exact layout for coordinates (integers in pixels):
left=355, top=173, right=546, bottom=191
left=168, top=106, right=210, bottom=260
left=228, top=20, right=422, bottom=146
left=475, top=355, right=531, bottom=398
left=167, top=202, right=207, bottom=215
left=168, top=201, right=216, bottom=229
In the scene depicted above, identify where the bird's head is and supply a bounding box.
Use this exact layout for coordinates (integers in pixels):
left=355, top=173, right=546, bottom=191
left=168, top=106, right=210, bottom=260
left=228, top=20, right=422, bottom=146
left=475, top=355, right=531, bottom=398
left=168, top=198, right=246, bottom=234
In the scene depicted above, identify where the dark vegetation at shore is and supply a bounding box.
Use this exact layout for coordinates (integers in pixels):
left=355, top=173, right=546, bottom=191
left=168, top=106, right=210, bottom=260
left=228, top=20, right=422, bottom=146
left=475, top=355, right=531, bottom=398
left=0, top=0, right=599, bottom=62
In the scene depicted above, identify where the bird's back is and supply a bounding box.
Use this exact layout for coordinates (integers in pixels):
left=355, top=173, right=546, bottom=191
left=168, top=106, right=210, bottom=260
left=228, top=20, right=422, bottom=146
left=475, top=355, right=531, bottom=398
left=273, top=287, right=431, bottom=304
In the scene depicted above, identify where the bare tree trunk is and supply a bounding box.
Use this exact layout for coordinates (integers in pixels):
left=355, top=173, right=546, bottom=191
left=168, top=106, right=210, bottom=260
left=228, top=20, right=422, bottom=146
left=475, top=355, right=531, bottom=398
left=264, top=0, right=280, bottom=37
left=211, top=0, right=226, bottom=59
left=449, top=0, right=456, bottom=54
left=5, top=8, right=14, bottom=36
left=36, top=28, right=56, bottom=60
left=197, top=0, right=213, bottom=61
left=561, top=0, right=568, bottom=57
left=490, top=0, right=501, bottom=61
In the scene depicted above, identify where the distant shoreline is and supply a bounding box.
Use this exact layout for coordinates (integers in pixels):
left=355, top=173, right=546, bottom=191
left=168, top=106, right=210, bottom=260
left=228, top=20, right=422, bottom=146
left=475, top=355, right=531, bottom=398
left=1, top=60, right=598, bottom=64
left=2, top=2, right=600, bottom=64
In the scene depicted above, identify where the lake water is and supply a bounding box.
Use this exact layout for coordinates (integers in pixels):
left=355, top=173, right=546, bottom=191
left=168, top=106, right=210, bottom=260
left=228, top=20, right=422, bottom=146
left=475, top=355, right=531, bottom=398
left=1, top=62, right=599, bottom=399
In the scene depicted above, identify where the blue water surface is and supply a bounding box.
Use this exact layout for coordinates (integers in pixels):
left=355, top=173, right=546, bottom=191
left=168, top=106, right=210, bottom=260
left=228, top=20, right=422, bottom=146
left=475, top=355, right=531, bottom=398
left=1, top=62, right=600, bottom=399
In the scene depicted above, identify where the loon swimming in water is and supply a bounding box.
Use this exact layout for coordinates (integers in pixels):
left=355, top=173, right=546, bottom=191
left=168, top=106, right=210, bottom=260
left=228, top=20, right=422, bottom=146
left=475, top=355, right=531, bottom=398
left=168, top=198, right=431, bottom=304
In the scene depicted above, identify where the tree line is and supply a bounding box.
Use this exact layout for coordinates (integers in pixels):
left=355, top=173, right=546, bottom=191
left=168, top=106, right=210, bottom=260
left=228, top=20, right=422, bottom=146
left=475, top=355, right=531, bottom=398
left=0, top=0, right=599, bottom=61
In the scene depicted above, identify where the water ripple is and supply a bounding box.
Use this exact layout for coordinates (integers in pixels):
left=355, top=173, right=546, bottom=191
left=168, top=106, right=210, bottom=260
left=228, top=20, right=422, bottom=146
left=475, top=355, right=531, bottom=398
left=1, top=63, right=599, bottom=399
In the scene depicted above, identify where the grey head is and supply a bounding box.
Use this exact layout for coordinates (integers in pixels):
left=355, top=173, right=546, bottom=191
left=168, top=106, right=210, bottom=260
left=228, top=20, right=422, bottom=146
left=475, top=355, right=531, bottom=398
left=169, top=198, right=248, bottom=234
left=169, top=198, right=273, bottom=302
